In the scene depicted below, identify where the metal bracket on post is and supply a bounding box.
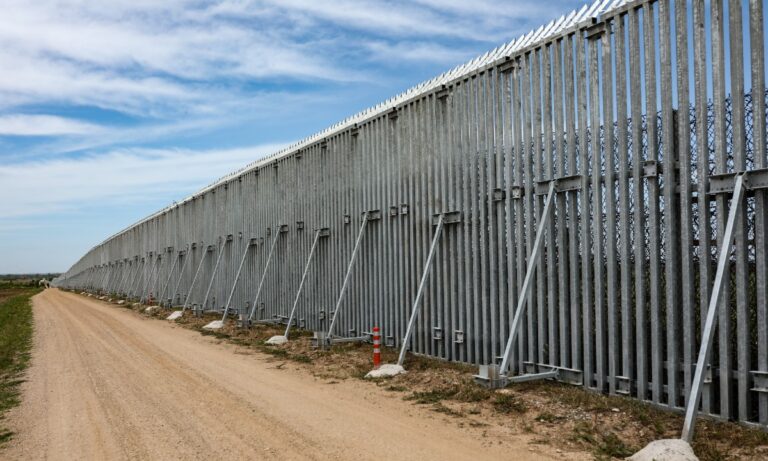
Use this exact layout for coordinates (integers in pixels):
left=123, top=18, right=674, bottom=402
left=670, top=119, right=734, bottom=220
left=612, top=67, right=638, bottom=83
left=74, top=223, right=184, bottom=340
left=397, top=210, right=461, bottom=367
left=682, top=174, right=746, bottom=442
left=616, top=376, right=633, bottom=395
left=708, top=167, right=768, bottom=194
left=508, top=368, right=559, bottom=383
left=220, top=237, right=258, bottom=321
left=750, top=371, right=768, bottom=394
left=534, top=175, right=583, bottom=195
left=326, top=212, right=371, bottom=342
left=476, top=180, right=556, bottom=388
left=284, top=228, right=327, bottom=339
left=246, top=229, right=282, bottom=323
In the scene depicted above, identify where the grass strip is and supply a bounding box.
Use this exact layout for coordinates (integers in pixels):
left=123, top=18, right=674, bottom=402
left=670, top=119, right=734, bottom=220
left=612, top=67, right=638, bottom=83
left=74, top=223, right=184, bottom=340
left=0, top=287, right=39, bottom=445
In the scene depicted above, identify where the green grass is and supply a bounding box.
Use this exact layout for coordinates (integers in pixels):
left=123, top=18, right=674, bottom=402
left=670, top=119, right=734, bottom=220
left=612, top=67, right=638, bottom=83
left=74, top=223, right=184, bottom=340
left=404, top=388, right=457, bottom=404
left=491, top=393, right=526, bottom=414
left=0, top=287, right=39, bottom=445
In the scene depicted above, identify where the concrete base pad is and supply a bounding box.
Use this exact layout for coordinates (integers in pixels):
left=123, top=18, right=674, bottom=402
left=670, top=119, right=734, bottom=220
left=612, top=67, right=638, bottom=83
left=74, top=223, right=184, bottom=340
left=266, top=335, right=288, bottom=345
left=365, top=364, right=405, bottom=378
left=144, top=306, right=158, bottom=314
left=628, top=439, right=698, bottom=461
left=117, top=300, right=125, bottom=305
left=167, top=311, right=183, bottom=321
left=203, top=320, right=224, bottom=330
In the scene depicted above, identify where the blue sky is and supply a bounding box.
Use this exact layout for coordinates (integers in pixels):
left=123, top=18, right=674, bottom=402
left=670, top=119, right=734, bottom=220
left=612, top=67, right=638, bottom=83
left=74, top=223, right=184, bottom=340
left=0, top=0, right=587, bottom=274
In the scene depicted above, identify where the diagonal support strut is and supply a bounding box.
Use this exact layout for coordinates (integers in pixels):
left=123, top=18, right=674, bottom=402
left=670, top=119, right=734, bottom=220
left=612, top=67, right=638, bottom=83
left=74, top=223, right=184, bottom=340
left=681, top=173, right=746, bottom=442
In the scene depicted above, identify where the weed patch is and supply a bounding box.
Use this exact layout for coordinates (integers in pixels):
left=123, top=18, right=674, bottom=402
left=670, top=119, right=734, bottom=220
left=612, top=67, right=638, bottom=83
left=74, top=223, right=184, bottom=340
left=491, top=393, right=526, bottom=414
left=571, top=422, right=635, bottom=460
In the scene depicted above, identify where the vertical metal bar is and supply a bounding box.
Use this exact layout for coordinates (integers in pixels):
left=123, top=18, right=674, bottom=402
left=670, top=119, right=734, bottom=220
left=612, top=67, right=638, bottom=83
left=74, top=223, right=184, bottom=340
left=523, top=51, right=538, bottom=374
left=644, top=1, right=663, bottom=405
left=692, top=0, right=712, bottom=413
left=602, top=18, right=617, bottom=395
left=578, top=27, right=592, bottom=383
left=543, top=41, right=558, bottom=369
left=533, top=46, right=547, bottom=370
left=553, top=36, right=569, bottom=370
left=589, top=25, right=603, bottom=391
left=728, top=0, right=751, bottom=424
left=682, top=174, right=745, bottom=442
left=469, top=77, right=481, bottom=364
left=493, top=68, right=505, bottom=365
left=566, top=31, right=582, bottom=374
left=513, top=59, right=528, bottom=374
left=749, top=0, right=768, bottom=426
left=659, top=0, right=681, bottom=408
left=397, top=214, right=445, bottom=367
left=615, top=11, right=634, bottom=391
left=711, top=0, right=732, bottom=420
left=676, top=0, right=695, bottom=407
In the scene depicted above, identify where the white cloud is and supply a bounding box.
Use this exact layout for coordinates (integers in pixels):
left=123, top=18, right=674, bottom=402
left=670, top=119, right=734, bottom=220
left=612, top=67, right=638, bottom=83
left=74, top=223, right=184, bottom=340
left=0, top=0, right=579, bottom=119
left=0, top=1, right=361, bottom=118
left=0, top=143, right=288, bottom=219
left=364, top=41, right=474, bottom=64
left=0, top=115, right=105, bottom=136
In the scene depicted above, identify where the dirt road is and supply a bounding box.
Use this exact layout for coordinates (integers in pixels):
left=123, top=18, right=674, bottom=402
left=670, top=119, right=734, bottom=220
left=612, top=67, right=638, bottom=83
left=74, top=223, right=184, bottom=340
left=2, top=289, right=558, bottom=460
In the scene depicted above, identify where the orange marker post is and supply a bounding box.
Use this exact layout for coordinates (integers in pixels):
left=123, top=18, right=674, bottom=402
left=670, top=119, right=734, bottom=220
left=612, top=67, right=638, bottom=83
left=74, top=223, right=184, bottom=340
left=372, top=326, right=381, bottom=369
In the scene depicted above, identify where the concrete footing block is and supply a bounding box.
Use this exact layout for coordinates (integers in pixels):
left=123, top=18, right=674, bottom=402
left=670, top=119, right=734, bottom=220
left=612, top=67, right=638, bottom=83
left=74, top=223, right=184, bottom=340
left=365, top=364, right=405, bottom=378
left=628, top=439, right=698, bottom=461
left=203, top=320, right=224, bottom=330
left=266, top=335, right=288, bottom=345
left=167, top=311, right=183, bottom=321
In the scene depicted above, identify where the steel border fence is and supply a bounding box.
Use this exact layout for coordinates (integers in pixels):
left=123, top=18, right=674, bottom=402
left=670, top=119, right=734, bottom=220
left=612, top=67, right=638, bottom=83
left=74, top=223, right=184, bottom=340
left=55, top=0, right=768, bottom=429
